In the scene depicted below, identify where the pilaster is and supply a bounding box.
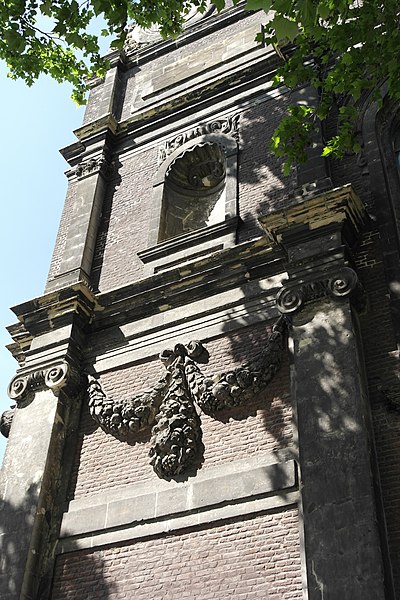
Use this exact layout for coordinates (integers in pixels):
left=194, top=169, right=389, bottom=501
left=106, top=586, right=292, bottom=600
left=0, top=283, right=96, bottom=600
left=259, top=186, right=388, bottom=598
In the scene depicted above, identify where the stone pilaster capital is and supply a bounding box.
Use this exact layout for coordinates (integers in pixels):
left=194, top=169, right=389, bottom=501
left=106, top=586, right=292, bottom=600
left=258, top=185, right=367, bottom=315
left=74, top=152, right=115, bottom=181
left=276, top=266, right=362, bottom=314
left=7, top=360, right=82, bottom=405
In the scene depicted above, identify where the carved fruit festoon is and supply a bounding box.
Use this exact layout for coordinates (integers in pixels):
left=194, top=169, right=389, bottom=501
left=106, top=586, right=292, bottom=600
left=87, top=317, right=286, bottom=479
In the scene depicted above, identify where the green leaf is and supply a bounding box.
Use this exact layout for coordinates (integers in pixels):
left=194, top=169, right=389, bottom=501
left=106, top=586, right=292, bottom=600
left=341, top=52, right=353, bottom=66
left=271, top=15, right=299, bottom=42
left=283, top=161, right=292, bottom=176
left=245, top=0, right=272, bottom=12
left=321, top=146, right=333, bottom=156
left=317, top=2, right=331, bottom=20
left=213, top=0, right=225, bottom=11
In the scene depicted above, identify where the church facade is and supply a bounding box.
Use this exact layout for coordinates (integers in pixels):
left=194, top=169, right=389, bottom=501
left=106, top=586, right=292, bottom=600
left=1, top=3, right=400, bottom=599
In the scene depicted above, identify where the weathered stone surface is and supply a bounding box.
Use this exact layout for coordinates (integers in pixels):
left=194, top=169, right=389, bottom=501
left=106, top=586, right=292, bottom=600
left=292, top=302, right=386, bottom=599
left=86, top=321, right=285, bottom=479
left=0, top=390, right=62, bottom=599
left=2, top=0, right=400, bottom=597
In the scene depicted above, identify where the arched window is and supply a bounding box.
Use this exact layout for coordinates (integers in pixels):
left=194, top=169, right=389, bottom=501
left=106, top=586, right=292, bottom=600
left=139, top=129, right=239, bottom=273
left=159, top=143, right=226, bottom=241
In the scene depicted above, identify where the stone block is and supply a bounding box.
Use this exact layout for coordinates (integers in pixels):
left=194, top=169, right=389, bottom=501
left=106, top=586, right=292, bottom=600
left=60, top=504, right=107, bottom=537
left=105, top=493, right=156, bottom=529
left=190, top=460, right=295, bottom=510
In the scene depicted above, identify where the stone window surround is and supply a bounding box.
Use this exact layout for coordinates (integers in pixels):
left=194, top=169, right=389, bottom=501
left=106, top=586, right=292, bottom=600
left=139, top=132, right=239, bottom=273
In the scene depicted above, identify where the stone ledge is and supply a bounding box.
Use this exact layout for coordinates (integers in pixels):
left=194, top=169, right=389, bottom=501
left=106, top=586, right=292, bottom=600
left=58, top=491, right=300, bottom=554
left=60, top=454, right=297, bottom=540
left=138, top=218, right=239, bottom=265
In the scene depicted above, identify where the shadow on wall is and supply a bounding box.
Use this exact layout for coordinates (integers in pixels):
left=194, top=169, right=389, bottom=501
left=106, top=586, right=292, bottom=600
left=221, top=272, right=400, bottom=594
left=236, top=96, right=298, bottom=243
left=0, top=484, right=116, bottom=600
left=51, top=544, right=117, bottom=600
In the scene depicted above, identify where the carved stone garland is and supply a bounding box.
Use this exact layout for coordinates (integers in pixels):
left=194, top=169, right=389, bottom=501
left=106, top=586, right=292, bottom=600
left=87, top=317, right=285, bottom=479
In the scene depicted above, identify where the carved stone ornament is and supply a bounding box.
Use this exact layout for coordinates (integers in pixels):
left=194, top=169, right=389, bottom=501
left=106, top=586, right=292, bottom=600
left=0, top=406, right=15, bottom=438
left=87, top=317, right=286, bottom=480
left=75, top=153, right=114, bottom=180
left=158, top=114, right=240, bottom=166
left=7, top=361, right=80, bottom=405
left=276, top=267, right=360, bottom=314
left=0, top=362, right=80, bottom=438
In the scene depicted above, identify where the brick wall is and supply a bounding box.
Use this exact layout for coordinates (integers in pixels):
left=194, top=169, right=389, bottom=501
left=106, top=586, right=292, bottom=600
left=238, top=100, right=297, bottom=243
left=91, top=146, right=158, bottom=291
left=46, top=183, right=77, bottom=286
left=52, top=507, right=303, bottom=600
left=355, top=229, right=400, bottom=594
left=68, top=321, right=292, bottom=500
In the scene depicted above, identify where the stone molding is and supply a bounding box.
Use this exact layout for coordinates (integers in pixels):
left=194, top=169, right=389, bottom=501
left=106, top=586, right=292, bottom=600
left=89, top=275, right=284, bottom=374
left=94, top=236, right=284, bottom=333
left=158, top=114, right=240, bottom=166
left=276, top=266, right=360, bottom=314
left=137, top=216, right=239, bottom=266
left=87, top=317, right=286, bottom=479
left=258, top=184, right=366, bottom=246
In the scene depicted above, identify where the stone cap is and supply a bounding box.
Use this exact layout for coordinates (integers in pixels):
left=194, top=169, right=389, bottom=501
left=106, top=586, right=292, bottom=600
left=258, top=185, right=367, bottom=248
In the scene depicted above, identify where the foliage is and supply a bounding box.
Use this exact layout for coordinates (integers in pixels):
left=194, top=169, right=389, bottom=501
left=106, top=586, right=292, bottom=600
left=0, top=0, right=209, bottom=104
left=255, top=0, right=400, bottom=169
left=1, top=0, right=399, bottom=165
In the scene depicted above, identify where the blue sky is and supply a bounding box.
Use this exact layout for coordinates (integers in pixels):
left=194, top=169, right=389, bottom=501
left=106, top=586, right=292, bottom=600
left=0, top=64, right=86, bottom=461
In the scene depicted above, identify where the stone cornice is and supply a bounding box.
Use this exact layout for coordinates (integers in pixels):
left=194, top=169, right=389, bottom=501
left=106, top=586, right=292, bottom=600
left=72, top=113, right=118, bottom=144
left=10, top=282, right=97, bottom=338
left=64, top=47, right=279, bottom=155
left=6, top=322, right=33, bottom=367
left=93, top=237, right=285, bottom=331
left=258, top=185, right=367, bottom=247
